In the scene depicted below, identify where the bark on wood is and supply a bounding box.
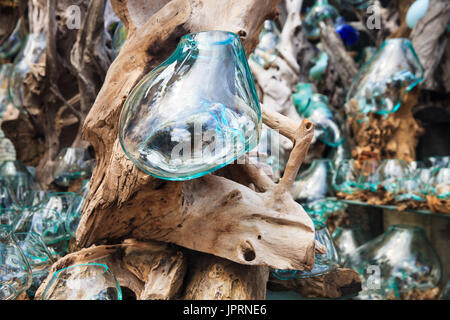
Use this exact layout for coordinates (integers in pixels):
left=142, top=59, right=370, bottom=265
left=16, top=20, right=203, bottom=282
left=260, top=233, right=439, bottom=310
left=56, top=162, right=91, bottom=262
left=78, top=0, right=319, bottom=272
left=268, top=268, right=362, bottom=299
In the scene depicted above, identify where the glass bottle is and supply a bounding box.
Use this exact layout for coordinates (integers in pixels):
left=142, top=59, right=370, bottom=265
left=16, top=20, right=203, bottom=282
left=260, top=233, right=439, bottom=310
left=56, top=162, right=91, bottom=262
left=41, top=263, right=122, bottom=300
left=346, top=38, right=424, bottom=117
left=119, top=31, right=261, bottom=181
left=347, top=224, right=442, bottom=300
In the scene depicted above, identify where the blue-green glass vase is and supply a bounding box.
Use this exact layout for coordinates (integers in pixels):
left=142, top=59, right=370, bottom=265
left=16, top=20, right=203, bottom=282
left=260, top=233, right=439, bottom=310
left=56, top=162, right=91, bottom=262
left=303, top=0, right=340, bottom=40
left=119, top=31, right=261, bottom=181
left=346, top=38, right=424, bottom=117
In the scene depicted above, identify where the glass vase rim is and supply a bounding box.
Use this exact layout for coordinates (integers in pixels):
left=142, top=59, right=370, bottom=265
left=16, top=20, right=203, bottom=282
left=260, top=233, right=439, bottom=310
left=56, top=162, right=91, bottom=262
left=387, top=224, right=426, bottom=233
left=180, top=30, right=241, bottom=46
left=45, top=191, right=77, bottom=198
left=52, top=263, right=111, bottom=281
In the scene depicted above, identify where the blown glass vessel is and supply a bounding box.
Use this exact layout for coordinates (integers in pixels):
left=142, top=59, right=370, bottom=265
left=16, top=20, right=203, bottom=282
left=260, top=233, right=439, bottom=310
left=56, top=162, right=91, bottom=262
left=8, top=33, right=47, bottom=108
left=272, top=220, right=340, bottom=280
left=14, top=232, right=54, bottom=297
left=332, top=159, right=360, bottom=194
left=346, top=39, right=424, bottom=117
left=332, top=225, right=370, bottom=264
left=0, top=226, right=32, bottom=300
left=41, top=263, right=122, bottom=300
left=250, top=20, right=281, bottom=68
left=292, top=159, right=335, bottom=202
left=303, top=0, right=340, bottom=40
left=52, top=148, right=93, bottom=187
left=119, top=31, right=261, bottom=181
left=347, top=225, right=442, bottom=300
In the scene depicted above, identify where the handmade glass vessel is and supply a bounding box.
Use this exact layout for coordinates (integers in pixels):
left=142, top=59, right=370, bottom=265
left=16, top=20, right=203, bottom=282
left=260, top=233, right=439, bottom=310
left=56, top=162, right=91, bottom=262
left=332, top=159, right=360, bottom=194
left=111, top=21, right=127, bottom=59
left=346, top=39, right=424, bottom=117
left=303, top=0, right=340, bottom=40
left=29, top=208, right=68, bottom=257
left=14, top=232, right=54, bottom=297
left=272, top=220, right=340, bottom=280
left=250, top=20, right=281, bottom=67
left=8, top=33, right=47, bottom=108
left=293, top=83, right=344, bottom=147
left=303, top=198, right=348, bottom=223
left=332, top=225, right=370, bottom=264
left=406, top=0, right=429, bottom=29
left=376, top=159, right=409, bottom=194
left=394, top=177, right=425, bottom=202
left=292, top=159, right=335, bottom=203
left=0, top=160, right=33, bottom=188
left=119, top=31, right=261, bottom=181
left=357, top=159, right=381, bottom=192
left=0, top=64, right=14, bottom=117
left=52, top=148, right=93, bottom=187
left=347, top=225, right=442, bottom=300
left=0, top=19, right=26, bottom=60
left=41, top=263, right=122, bottom=300
left=40, top=192, right=76, bottom=218
left=0, top=208, right=20, bottom=228
left=0, top=226, right=32, bottom=300
left=427, top=168, right=450, bottom=200
left=254, top=125, right=286, bottom=180
left=335, top=17, right=359, bottom=47
left=309, top=51, right=329, bottom=81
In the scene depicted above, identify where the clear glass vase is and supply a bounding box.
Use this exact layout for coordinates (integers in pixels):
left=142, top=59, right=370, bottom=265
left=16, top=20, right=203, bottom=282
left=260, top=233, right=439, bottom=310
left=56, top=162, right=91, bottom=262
left=376, top=159, right=409, bottom=194
left=8, top=33, right=47, bottom=108
left=14, top=232, right=54, bottom=297
left=332, top=225, right=370, bottom=264
left=346, top=38, right=424, bottom=117
left=293, top=83, right=344, bottom=147
left=272, top=220, right=340, bottom=280
left=332, top=159, right=360, bottom=194
left=119, top=31, right=261, bottom=181
left=52, top=148, right=93, bottom=187
left=0, top=19, right=26, bottom=60
left=303, top=0, right=340, bottom=40
left=0, top=160, right=33, bottom=188
left=427, top=168, right=450, bottom=200
left=292, top=159, right=335, bottom=203
left=250, top=20, right=280, bottom=67
left=0, top=64, right=14, bottom=118
left=347, top=224, right=443, bottom=300
left=41, top=263, right=122, bottom=300
left=65, top=195, right=85, bottom=239
left=0, top=226, right=32, bottom=300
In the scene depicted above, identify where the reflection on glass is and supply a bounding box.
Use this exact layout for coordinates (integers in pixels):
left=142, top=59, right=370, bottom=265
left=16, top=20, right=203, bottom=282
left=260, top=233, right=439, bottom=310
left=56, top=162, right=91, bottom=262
left=119, top=31, right=261, bottom=181
left=346, top=39, right=424, bottom=117
left=65, top=195, right=84, bottom=239
left=347, top=225, right=442, bottom=300
left=41, top=263, right=122, bottom=300
left=0, top=226, right=32, bottom=300
left=357, top=159, right=381, bottom=192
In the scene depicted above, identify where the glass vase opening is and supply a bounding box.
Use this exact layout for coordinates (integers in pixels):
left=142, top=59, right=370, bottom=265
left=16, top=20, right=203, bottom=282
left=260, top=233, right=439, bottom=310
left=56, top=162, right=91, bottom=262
left=119, top=31, right=261, bottom=181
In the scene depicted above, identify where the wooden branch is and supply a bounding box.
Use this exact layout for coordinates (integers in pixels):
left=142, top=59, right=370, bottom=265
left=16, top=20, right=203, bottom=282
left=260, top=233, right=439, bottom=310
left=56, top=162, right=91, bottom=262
left=268, top=268, right=362, bottom=299
left=78, top=0, right=319, bottom=272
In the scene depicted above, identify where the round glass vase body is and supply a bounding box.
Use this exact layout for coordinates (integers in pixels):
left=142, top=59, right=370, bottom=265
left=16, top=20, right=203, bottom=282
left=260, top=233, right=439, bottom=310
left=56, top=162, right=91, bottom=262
left=119, top=31, right=261, bottom=181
